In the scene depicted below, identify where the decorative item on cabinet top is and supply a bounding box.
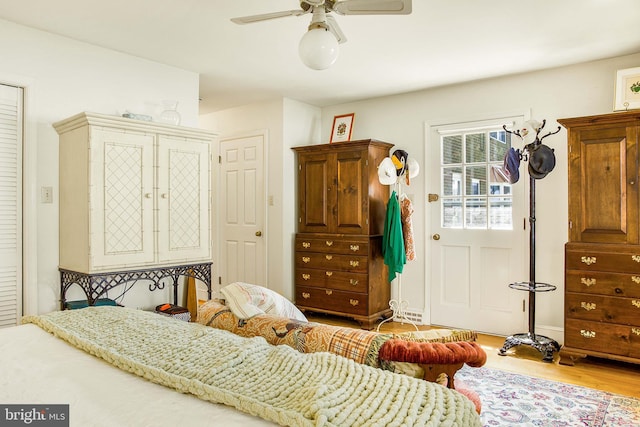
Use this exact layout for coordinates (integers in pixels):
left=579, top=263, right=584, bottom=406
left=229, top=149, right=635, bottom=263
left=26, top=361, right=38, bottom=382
left=53, top=111, right=218, bottom=138
left=330, top=113, right=355, bottom=143
left=614, top=66, right=640, bottom=111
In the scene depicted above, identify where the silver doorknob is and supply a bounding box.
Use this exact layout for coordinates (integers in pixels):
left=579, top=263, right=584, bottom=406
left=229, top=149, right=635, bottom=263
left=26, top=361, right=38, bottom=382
left=255, top=231, right=262, bottom=237
left=432, top=234, right=440, bottom=240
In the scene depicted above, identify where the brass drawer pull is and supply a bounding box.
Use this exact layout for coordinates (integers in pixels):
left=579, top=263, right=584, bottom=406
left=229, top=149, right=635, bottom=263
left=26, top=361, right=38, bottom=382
left=632, top=300, right=640, bottom=308
left=349, top=299, right=359, bottom=306
left=633, top=276, right=640, bottom=284
left=325, top=271, right=333, bottom=277
left=633, top=255, right=640, bottom=263
left=325, top=290, right=332, bottom=296
left=326, top=241, right=333, bottom=246
left=349, top=260, right=360, bottom=267
left=302, top=274, right=310, bottom=280
left=350, top=244, right=360, bottom=252
left=325, top=255, right=333, bottom=260
left=302, top=241, right=311, bottom=248
left=302, top=292, right=310, bottom=299
left=581, top=256, right=596, bottom=265
left=580, top=330, right=596, bottom=338
left=302, top=256, right=310, bottom=263
left=581, top=302, right=596, bottom=311
left=632, top=328, right=640, bottom=336
left=581, top=278, right=596, bottom=287
left=350, top=279, right=359, bottom=286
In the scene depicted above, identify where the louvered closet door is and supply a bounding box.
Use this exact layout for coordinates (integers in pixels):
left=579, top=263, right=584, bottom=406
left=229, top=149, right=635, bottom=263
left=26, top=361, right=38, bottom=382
left=0, top=84, right=22, bottom=328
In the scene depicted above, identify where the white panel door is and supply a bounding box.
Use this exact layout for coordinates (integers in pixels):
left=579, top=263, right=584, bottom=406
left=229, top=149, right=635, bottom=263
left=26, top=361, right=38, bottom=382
left=157, top=135, right=211, bottom=263
left=219, top=134, right=265, bottom=287
left=428, top=120, right=527, bottom=335
left=0, top=84, right=22, bottom=328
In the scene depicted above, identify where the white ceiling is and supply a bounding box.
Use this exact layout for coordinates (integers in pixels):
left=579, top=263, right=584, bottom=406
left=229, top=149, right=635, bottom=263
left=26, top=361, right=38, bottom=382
left=1, top=0, right=639, bottom=114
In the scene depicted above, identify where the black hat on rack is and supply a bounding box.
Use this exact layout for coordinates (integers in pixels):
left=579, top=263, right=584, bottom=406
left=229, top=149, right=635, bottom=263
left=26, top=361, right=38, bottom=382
left=528, top=144, right=556, bottom=179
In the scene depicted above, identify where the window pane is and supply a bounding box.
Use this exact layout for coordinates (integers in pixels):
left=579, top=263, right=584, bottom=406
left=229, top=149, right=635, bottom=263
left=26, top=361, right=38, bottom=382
left=465, top=166, right=486, bottom=196
left=442, top=135, right=462, bottom=164
left=465, top=198, right=486, bottom=229
left=489, top=196, right=512, bottom=229
left=443, top=198, right=462, bottom=228
left=489, top=130, right=510, bottom=162
left=439, top=126, right=514, bottom=231
left=442, top=167, right=462, bottom=196
left=465, top=133, right=486, bottom=163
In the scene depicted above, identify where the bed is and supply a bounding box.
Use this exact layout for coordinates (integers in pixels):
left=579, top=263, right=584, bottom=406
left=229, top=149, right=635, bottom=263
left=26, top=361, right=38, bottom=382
left=0, top=306, right=481, bottom=426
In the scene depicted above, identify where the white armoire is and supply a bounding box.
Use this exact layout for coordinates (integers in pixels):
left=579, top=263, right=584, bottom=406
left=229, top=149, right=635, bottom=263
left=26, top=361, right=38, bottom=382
left=54, top=112, right=216, bottom=307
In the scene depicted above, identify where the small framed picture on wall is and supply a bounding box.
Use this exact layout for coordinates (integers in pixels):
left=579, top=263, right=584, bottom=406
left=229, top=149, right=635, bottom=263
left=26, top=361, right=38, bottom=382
left=614, top=67, right=640, bottom=111
left=330, top=113, right=355, bottom=143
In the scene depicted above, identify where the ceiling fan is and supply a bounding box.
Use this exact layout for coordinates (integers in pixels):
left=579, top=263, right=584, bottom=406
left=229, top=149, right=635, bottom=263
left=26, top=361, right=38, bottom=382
left=231, top=0, right=412, bottom=70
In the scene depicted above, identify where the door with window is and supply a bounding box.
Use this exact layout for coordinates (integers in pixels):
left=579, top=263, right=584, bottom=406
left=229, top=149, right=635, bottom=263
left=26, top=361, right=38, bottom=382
left=428, top=119, right=527, bottom=335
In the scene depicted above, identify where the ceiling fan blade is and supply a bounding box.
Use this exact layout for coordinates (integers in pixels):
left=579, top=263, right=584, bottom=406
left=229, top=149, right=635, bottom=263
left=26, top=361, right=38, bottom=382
left=326, top=15, right=347, bottom=44
left=332, top=0, right=412, bottom=15
left=231, top=9, right=309, bottom=25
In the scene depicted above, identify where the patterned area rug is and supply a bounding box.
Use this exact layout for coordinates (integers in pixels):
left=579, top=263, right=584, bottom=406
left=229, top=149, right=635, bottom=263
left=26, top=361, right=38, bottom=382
left=457, top=366, right=640, bottom=426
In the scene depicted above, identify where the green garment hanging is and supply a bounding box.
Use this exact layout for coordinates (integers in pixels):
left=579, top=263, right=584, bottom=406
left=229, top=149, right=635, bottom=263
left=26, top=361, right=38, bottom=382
left=383, top=191, right=406, bottom=282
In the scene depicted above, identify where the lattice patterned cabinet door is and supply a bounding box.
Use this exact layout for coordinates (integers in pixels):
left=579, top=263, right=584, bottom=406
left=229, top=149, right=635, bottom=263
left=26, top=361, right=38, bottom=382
left=157, top=135, right=211, bottom=263
left=91, top=128, right=155, bottom=269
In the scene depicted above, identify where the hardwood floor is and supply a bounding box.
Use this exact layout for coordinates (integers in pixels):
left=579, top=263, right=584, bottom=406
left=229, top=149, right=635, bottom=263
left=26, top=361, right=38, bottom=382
left=305, top=313, right=640, bottom=399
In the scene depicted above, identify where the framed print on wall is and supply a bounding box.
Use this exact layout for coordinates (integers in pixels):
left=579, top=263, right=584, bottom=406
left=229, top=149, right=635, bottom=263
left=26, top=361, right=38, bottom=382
left=614, top=67, right=640, bottom=111
left=330, top=113, right=355, bottom=143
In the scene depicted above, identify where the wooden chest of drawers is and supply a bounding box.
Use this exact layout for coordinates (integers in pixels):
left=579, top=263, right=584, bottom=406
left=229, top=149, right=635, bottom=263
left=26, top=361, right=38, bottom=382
left=561, top=242, right=640, bottom=364
left=294, top=233, right=390, bottom=329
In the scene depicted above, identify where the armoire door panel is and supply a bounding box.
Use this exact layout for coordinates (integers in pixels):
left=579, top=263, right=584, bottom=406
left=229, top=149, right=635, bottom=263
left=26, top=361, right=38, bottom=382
left=91, top=128, right=155, bottom=268
left=335, top=154, right=367, bottom=234
left=157, top=135, right=211, bottom=263
left=298, top=154, right=333, bottom=232
left=568, top=125, right=638, bottom=244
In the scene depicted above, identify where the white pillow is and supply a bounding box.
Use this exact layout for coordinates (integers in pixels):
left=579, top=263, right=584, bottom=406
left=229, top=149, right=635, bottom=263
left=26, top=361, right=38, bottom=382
left=220, top=282, right=307, bottom=321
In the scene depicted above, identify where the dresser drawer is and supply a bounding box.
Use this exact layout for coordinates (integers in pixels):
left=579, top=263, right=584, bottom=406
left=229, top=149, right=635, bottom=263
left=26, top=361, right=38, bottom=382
left=295, top=236, right=369, bottom=256
left=295, top=268, right=368, bottom=293
left=566, top=270, right=640, bottom=298
left=565, top=318, right=636, bottom=358
left=295, top=251, right=368, bottom=272
left=566, top=292, right=640, bottom=325
left=566, top=248, right=640, bottom=273
left=295, top=286, right=368, bottom=316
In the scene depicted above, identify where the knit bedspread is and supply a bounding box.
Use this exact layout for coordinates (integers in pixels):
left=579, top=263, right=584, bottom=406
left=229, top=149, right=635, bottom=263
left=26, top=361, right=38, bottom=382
left=23, top=307, right=481, bottom=427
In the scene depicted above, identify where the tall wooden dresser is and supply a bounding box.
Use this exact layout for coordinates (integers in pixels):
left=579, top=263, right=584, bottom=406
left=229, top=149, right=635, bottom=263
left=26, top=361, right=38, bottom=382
left=292, top=139, right=393, bottom=329
left=559, top=111, right=640, bottom=365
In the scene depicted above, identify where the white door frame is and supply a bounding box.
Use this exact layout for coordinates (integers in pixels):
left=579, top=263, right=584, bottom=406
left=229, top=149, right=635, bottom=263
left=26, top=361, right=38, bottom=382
left=422, top=111, right=530, bottom=330
left=213, top=129, right=268, bottom=296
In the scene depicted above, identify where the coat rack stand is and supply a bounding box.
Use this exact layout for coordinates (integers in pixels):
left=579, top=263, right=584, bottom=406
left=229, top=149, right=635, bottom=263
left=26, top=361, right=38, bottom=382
left=377, top=181, right=418, bottom=332
left=498, top=173, right=561, bottom=362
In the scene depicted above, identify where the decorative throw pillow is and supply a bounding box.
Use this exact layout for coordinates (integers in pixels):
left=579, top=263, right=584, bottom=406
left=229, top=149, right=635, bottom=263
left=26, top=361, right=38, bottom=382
left=220, top=282, right=307, bottom=321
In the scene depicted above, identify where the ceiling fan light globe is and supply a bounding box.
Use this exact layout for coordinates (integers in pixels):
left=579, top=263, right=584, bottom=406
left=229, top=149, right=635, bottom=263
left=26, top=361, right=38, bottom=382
left=298, top=28, right=339, bottom=70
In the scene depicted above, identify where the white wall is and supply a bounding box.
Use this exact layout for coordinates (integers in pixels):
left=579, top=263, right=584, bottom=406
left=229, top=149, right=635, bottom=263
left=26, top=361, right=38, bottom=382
left=321, top=52, right=640, bottom=337
left=0, top=19, right=201, bottom=314
left=199, top=99, right=321, bottom=299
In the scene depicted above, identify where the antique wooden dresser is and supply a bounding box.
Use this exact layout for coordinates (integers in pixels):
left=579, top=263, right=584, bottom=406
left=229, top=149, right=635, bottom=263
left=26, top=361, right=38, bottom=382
left=292, top=139, right=393, bottom=329
left=559, top=111, right=640, bottom=365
